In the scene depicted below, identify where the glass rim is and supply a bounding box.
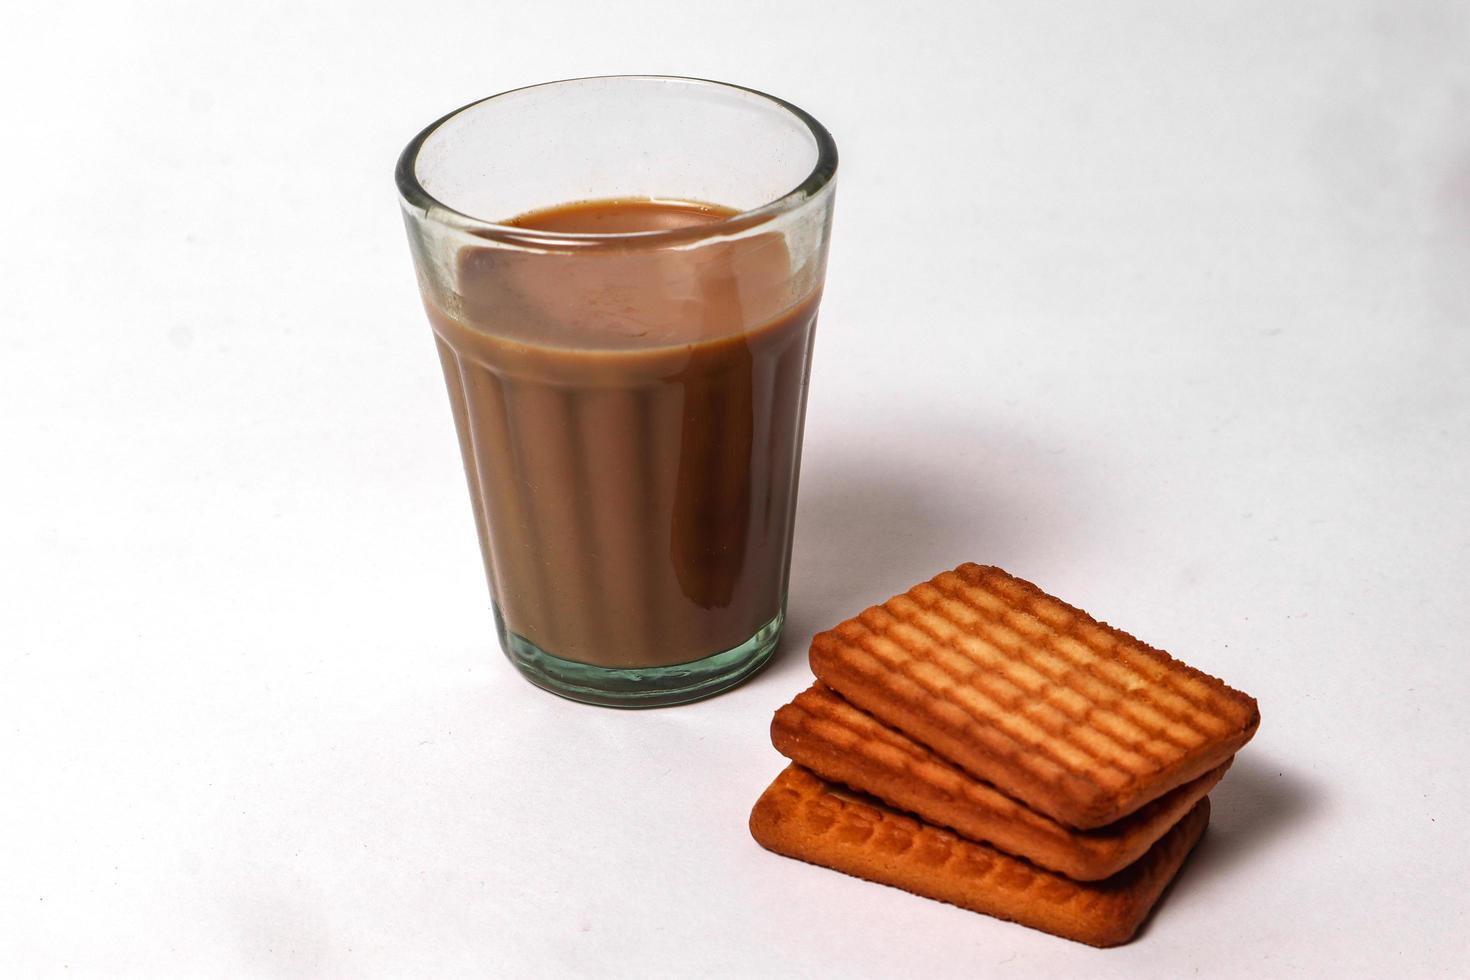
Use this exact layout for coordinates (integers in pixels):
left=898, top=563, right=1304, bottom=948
left=394, top=75, right=838, bottom=250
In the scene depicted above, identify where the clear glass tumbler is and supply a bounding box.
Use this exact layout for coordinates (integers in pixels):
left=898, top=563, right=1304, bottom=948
left=396, top=76, right=837, bottom=707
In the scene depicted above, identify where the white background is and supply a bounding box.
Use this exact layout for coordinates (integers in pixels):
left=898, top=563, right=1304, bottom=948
left=3, top=1, right=1467, bottom=976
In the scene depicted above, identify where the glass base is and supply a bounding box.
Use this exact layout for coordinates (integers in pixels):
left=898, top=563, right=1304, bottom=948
left=492, top=605, right=783, bottom=708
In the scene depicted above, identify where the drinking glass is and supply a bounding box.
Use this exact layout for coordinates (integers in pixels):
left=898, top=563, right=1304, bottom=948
left=396, top=76, right=837, bottom=706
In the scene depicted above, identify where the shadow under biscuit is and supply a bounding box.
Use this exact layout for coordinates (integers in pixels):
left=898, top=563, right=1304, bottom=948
left=1162, top=751, right=1323, bottom=893
left=1109, top=753, right=1320, bottom=942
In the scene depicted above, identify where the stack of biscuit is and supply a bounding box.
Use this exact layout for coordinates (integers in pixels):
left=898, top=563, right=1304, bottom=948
left=749, top=563, right=1260, bottom=947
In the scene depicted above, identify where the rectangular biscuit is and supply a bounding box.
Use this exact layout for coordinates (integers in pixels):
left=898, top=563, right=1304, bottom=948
left=809, top=563, right=1259, bottom=829
left=772, top=682, right=1229, bottom=880
left=749, top=765, right=1209, bottom=948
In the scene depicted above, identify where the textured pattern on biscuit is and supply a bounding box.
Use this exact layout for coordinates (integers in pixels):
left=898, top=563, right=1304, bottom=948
left=809, top=563, right=1259, bottom=828
left=749, top=765, right=1209, bottom=947
left=772, top=682, right=1229, bottom=880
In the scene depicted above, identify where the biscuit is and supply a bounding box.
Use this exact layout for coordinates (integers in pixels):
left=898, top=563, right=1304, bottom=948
left=772, top=682, right=1229, bottom=880
left=809, top=563, right=1259, bottom=829
left=750, top=765, right=1209, bottom=947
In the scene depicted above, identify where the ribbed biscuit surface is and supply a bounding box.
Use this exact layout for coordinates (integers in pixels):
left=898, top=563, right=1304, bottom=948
left=749, top=765, right=1210, bottom=947
left=772, top=682, right=1229, bottom=879
left=809, top=563, right=1259, bottom=828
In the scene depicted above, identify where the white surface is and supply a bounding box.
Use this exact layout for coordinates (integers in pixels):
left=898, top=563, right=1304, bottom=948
left=3, top=2, right=1467, bottom=976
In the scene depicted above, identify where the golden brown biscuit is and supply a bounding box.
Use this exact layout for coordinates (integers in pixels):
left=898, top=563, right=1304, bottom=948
left=749, top=765, right=1209, bottom=948
left=809, top=563, right=1259, bottom=829
left=772, top=682, right=1229, bottom=880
